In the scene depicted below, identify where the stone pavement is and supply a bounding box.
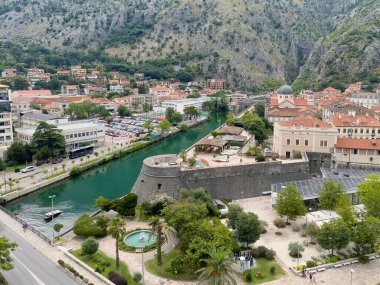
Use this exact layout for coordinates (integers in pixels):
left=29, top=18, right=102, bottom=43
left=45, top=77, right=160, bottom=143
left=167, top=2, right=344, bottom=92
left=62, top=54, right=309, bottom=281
left=0, top=209, right=107, bottom=285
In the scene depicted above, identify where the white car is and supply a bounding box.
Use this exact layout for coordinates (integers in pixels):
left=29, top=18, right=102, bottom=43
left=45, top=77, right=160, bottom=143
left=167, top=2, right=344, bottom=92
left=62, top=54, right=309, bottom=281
left=21, top=166, right=35, bottom=173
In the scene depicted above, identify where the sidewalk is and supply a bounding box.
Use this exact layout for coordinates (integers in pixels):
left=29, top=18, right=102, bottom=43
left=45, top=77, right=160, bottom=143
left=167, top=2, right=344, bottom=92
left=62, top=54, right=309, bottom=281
left=0, top=209, right=107, bottom=285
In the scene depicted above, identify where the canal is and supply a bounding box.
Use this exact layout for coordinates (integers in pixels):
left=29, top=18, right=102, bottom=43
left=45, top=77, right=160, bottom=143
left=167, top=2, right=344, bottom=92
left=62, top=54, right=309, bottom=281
left=5, top=114, right=226, bottom=238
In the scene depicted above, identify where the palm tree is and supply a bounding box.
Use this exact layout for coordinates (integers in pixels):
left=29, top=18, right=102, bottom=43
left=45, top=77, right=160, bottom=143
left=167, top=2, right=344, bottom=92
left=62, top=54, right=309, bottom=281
left=107, top=217, right=126, bottom=268
left=149, top=217, right=176, bottom=266
left=179, top=150, right=187, bottom=163
left=196, top=247, right=238, bottom=285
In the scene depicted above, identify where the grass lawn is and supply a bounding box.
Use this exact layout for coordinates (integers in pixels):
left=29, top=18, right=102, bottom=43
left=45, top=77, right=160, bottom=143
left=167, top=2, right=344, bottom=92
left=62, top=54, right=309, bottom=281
left=145, top=248, right=198, bottom=281
left=242, top=258, right=286, bottom=284
left=72, top=249, right=138, bottom=285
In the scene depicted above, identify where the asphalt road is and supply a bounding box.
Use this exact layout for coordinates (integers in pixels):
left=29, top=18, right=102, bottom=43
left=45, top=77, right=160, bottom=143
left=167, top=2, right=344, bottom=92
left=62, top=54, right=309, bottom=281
left=0, top=221, right=78, bottom=285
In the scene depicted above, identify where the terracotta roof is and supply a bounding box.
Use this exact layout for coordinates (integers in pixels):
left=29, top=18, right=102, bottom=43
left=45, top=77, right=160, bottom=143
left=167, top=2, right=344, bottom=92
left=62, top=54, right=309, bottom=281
left=324, top=87, right=340, bottom=93
left=64, top=85, right=79, bottom=89
left=332, top=115, right=380, bottom=127
left=335, top=138, right=380, bottom=150
left=67, top=96, right=90, bottom=102
left=91, top=98, right=111, bottom=104
left=13, top=90, right=52, bottom=96
left=114, top=97, right=130, bottom=103
left=371, top=105, right=380, bottom=113
left=42, top=103, right=60, bottom=110
left=293, top=98, right=308, bottom=106
left=150, top=86, right=172, bottom=92
left=277, top=116, right=333, bottom=129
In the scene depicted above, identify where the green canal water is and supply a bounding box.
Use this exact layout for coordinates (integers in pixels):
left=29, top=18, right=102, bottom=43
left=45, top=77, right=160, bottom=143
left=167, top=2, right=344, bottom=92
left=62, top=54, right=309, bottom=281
left=5, top=114, right=226, bottom=238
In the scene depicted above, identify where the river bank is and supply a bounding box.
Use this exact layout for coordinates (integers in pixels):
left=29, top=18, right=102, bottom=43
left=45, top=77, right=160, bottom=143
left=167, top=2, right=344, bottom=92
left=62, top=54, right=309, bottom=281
left=0, top=117, right=208, bottom=205
left=4, top=114, right=226, bottom=239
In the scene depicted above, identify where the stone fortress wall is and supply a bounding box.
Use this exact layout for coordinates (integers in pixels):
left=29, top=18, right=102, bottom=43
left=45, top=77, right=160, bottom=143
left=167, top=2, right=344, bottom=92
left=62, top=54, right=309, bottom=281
left=132, top=154, right=311, bottom=203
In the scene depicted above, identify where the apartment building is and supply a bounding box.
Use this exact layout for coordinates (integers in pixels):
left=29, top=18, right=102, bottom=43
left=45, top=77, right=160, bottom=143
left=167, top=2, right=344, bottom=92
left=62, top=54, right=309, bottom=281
left=1, top=69, right=17, bottom=78
left=346, top=91, right=380, bottom=108
left=333, top=138, right=380, bottom=165
left=62, top=85, right=80, bottom=96
left=332, top=114, right=380, bottom=139
left=206, top=79, right=227, bottom=90
left=0, top=85, right=13, bottom=145
left=273, top=116, right=337, bottom=159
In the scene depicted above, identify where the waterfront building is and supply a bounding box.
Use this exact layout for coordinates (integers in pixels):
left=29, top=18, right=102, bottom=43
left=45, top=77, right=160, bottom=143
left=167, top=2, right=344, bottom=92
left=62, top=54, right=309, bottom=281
left=273, top=116, right=337, bottom=159
left=161, top=97, right=210, bottom=114
left=16, top=122, right=105, bottom=150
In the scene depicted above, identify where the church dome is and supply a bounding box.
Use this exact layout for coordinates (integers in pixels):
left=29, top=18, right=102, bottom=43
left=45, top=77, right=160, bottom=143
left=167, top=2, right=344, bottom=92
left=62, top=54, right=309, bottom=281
left=277, top=85, right=293, bottom=95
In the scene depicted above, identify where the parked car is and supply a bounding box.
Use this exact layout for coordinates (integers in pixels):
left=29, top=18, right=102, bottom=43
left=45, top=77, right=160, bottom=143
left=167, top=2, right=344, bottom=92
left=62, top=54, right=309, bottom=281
left=51, top=157, right=64, bottom=164
left=21, top=166, right=35, bottom=173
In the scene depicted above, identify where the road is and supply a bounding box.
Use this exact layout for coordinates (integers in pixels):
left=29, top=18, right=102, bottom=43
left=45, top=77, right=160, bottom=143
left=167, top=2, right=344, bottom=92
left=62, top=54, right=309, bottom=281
left=0, top=221, right=78, bottom=285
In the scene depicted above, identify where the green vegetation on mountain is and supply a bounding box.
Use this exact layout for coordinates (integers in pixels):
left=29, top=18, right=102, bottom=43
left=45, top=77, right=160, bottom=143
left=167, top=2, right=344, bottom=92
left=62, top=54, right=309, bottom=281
left=0, top=0, right=379, bottom=90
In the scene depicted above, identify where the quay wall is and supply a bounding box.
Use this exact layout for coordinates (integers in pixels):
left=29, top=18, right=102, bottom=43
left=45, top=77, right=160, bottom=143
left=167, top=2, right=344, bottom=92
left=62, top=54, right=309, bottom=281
left=132, top=154, right=311, bottom=203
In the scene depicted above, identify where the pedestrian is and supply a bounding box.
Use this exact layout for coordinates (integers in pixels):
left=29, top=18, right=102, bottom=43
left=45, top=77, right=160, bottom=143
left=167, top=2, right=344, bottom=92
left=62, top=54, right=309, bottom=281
left=309, top=273, right=312, bottom=283
left=312, top=275, right=316, bottom=284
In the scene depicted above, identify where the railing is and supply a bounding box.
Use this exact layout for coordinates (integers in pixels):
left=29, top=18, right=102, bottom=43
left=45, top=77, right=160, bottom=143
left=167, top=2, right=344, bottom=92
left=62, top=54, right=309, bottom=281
left=0, top=205, right=52, bottom=244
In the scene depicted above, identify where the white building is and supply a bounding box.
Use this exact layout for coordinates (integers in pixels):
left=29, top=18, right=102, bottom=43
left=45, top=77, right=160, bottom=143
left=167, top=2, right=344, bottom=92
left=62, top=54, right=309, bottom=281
left=0, top=85, right=13, bottom=146
left=161, top=97, right=210, bottom=114
left=20, top=112, right=69, bottom=127
left=346, top=91, right=380, bottom=108
left=16, top=122, right=105, bottom=150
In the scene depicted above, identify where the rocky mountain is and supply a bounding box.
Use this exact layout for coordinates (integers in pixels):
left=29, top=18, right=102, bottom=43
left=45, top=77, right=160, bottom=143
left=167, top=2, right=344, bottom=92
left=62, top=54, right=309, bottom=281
left=0, top=0, right=379, bottom=90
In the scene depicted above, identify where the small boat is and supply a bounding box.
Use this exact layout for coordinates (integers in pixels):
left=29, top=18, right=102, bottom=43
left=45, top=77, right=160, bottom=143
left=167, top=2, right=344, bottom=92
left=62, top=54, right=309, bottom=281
left=44, top=210, right=62, bottom=222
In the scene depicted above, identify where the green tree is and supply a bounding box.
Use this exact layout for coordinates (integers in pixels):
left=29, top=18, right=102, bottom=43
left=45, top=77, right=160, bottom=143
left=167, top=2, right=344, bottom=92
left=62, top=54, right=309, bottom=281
left=305, top=222, right=319, bottom=242
left=0, top=236, right=18, bottom=271
left=149, top=217, right=176, bottom=266
left=351, top=221, right=377, bottom=256
left=196, top=247, right=238, bottom=285
left=184, top=106, right=200, bottom=119
left=13, top=76, right=29, bottom=90
left=254, top=101, right=265, bottom=118
left=288, top=242, right=304, bottom=258
left=317, top=219, right=350, bottom=255
left=235, top=212, right=262, bottom=247
left=31, top=122, right=65, bottom=158
left=171, top=112, right=183, bottom=124
left=117, top=105, right=132, bottom=117
left=335, top=194, right=356, bottom=226
left=241, top=111, right=268, bottom=142
left=276, top=184, right=306, bottom=223
left=138, top=84, right=148, bottom=94
left=53, top=223, right=64, bottom=235
left=318, top=179, right=345, bottom=210
left=227, top=204, right=244, bottom=230
left=81, top=237, right=99, bottom=256
left=111, top=193, right=138, bottom=216
left=165, top=107, right=175, bottom=123
left=142, top=121, right=154, bottom=134
left=7, top=142, right=32, bottom=164
left=274, top=218, right=286, bottom=233
left=73, top=215, right=109, bottom=238
left=357, top=174, right=380, bottom=218
left=158, top=120, right=171, bottom=133
left=107, top=218, right=126, bottom=269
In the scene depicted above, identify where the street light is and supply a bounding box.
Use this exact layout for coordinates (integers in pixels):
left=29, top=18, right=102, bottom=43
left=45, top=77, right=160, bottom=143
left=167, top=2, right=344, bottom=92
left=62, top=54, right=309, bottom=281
left=139, top=234, right=145, bottom=284
left=350, top=268, right=354, bottom=285
left=49, top=195, right=56, bottom=246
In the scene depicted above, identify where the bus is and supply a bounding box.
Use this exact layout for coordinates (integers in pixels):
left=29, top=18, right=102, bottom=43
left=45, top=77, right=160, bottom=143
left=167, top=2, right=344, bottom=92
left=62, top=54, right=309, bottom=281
left=68, top=145, right=94, bottom=159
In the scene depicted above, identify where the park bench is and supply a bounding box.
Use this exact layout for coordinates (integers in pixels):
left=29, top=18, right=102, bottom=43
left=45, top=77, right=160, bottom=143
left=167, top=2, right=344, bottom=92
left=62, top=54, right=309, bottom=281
left=369, top=256, right=376, bottom=260
left=334, top=264, right=342, bottom=268
left=351, top=260, right=358, bottom=264
left=317, top=268, right=326, bottom=272
left=135, top=248, right=142, bottom=253
left=343, top=262, right=351, bottom=266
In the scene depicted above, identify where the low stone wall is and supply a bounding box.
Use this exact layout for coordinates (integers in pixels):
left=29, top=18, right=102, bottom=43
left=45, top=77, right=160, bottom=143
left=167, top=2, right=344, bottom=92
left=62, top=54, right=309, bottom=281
left=133, top=154, right=311, bottom=203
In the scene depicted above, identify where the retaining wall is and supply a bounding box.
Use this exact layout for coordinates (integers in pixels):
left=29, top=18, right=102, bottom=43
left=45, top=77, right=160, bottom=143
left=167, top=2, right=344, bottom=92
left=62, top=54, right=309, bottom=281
left=132, top=154, right=310, bottom=203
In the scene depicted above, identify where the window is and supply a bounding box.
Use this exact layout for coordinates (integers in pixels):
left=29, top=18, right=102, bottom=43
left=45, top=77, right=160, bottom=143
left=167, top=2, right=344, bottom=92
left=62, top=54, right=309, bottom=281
left=157, top=184, right=162, bottom=190
left=337, top=129, right=340, bottom=133
left=86, top=132, right=89, bottom=136
left=287, top=139, right=290, bottom=145
left=360, top=129, right=363, bottom=134
left=354, top=129, right=358, bottom=133
left=78, top=133, right=81, bottom=137
left=353, top=149, right=358, bottom=155
left=305, top=140, right=309, bottom=146
left=70, top=134, right=73, bottom=138
left=74, top=134, right=77, bottom=138
left=366, top=129, right=370, bottom=134
left=296, top=139, right=299, bottom=145
left=343, top=129, right=346, bottom=133
left=320, top=140, right=327, bottom=147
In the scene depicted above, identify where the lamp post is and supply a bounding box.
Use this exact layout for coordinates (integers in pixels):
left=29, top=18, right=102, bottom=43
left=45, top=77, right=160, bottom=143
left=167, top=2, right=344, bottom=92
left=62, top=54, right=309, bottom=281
left=350, top=268, right=354, bottom=285
left=139, top=234, right=145, bottom=285
left=49, top=195, right=56, bottom=246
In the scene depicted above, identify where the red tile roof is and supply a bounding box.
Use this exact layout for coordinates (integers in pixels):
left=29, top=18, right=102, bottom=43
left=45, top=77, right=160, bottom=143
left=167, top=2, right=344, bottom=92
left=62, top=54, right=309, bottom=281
left=278, top=116, right=333, bottom=129
left=332, top=114, right=380, bottom=127
left=13, top=90, right=52, bottom=96
left=335, top=138, right=380, bottom=150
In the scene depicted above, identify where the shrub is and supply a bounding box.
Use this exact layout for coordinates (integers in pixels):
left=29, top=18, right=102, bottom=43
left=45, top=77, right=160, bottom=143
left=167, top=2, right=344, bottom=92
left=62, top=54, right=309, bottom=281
left=111, top=193, right=138, bottom=216
left=306, top=260, right=318, bottom=268
left=133, top=272, right=142, bottom=282
left=251, top=246, right=276, bottom=260
left=245, top=271, right=253, bottom=282
left=188, top=157, right=196, bottom=167
left=142, top=194, right=175, bottom=216
left=81, top=237, right=99, bottom=256
left=15, top=167, right=20, bottom=173
left=293, top=151, right=302, bottom=159
left=58, top=259, right=65, bottom=267
left=83, top=278, right=89, bottom=283
left=296, top=265, right=306, bottom=271
left=274, top=218, right=286, bottom=232
left=266, top=249, right=276, bottom=260
left=95, top=266, right=102, bottom=273
left=270, top=265, right=276, bottom=275
left=73, top=214, right=109, bottom=238
left=275, top=231, right=282, bottom=235
left=74, top=272, right=80, bottom=277
left=108, top=271, right=128, bottom=285
left=288, top=242, right=304, bottom=258
left=0, top=272, right=8, bottom=285
left=358, top=255, right=369, bottom=264
left=170, top=256, right=184, bottom=274
left=70, top=166, right=81, bottom=176
left=324, top=256, right=341, bottom=264
left=255, top=154, right=266, bottom=162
